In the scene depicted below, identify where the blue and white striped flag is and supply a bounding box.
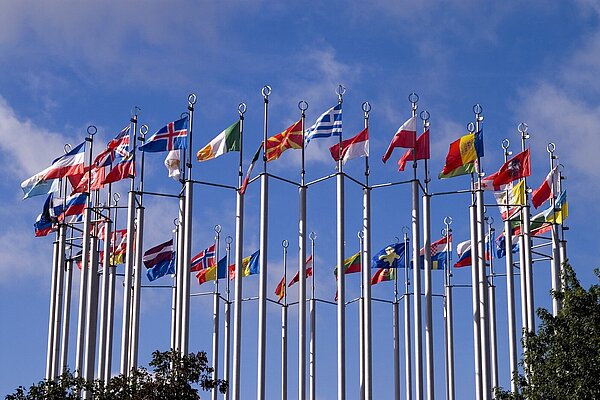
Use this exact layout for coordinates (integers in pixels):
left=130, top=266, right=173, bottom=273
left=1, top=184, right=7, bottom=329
left=305, top=103, right=342, bottom=144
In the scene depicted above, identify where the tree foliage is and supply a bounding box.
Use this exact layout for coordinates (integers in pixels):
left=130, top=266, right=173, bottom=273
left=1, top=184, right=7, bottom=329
left=495, top=264, right=600, bottom=399
left=6, top=350, right=227, bottom=400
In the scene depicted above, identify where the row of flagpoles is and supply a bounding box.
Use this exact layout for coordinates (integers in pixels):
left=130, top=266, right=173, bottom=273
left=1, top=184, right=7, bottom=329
left=24, top=86, right=569, bottom=400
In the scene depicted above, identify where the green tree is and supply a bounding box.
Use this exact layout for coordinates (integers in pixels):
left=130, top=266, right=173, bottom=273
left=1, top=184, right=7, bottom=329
left=6, top=350, right=227, bottom=400
left=495, top=264, right=600, bottom=399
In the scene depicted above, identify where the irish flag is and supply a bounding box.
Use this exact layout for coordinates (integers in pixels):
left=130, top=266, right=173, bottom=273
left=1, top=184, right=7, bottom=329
left=197, top=120, right=241, bottom=161
left=329, top=128, right=369, bottom=165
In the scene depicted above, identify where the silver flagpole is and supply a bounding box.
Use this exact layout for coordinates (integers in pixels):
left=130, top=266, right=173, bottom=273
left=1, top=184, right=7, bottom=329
left=500, top=139, right=518, bottom=394
left=231, top=102, right=247, bottom=400
left=97, top=195, right=112, bottom=380
left=518, top=123, right=535, bottom=333
left=175, top=203, right=184, bottom=352
left=309, top=231, right=317, bottom=400
left=359, top=232, right=365, bottom=400
left=336, top=84, right=346, bottom=400
left=52, top=215, right=67, bottom=378
left=281, top=240, right=289, bottom=400
left=223, top=236, right=233, bottom=400
left=257, top=86, right=270, bottom=400
left=469, top=189, right=482, bottom=398
left=84, top=196, right=101, bottom=386
left=181, top=94, right=197, bottom=354
left=361, top=101, right=373, bottom=400
left=299, top=99, right=309, bottom=400
left=120, top=114, right=138, bottom=374
left=60, top=251, right=74, bottom=374
left=408, top=93, right=423, bottom=400
left=403, top=231, right=412, bottom=400
left=393, top=277, right=400, bottom=400
left=171, top=220, right=179, bottom=352
left=211, top=225, right=222, bottom=400
left=46, top=222, right=60, bottom=380
left=486, top=217, right=499, bottom=393
left=547, top=143, right=561, bottom=315
left=104, top=194, right=120, bottom=381
left=420, top=109, right=434, bottom=400
left=474, top=105, right=491, bottom=400
left=129, top=204, right=144, bottom=368
left=443, top=218, right=455, bottom=400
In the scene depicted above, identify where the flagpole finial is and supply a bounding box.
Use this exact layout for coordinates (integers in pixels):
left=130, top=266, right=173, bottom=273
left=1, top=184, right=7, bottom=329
left=547, top=142, right=556, bottom=155
left=420, top=110, right=430, bottom=128
left=358, top=230, right=364, bottom=239
left=336, top=84, right=346, bottom=98
left=309, top=231, right=317, bottom=242
left=214, top=224, right=222, bottom=234
left=112, top=192, right=121, bottom=206
left=64, top=143, right=72, bottom=154
left=139, top=124, right=148, bottom=139
left=173, top=218, right=179, bottom=228
left=518, top=122, right=529, bottom=138
left=87, top=125, right=97, bottom=137
left=298, top=100, right=308, bottom=112
left=467, top=122, right=475, bottom=133
left=362, top=101, right=371, bottom=113
left=444, top=216, right=453, bottom=226
left=131, top=106, right=141, bottom=119
left=225, top=235, right=233, bottom=245
left=188, top=93, right=197, bottom=107
left=262, top=85, right=271, bottom=99
left=282, top=239, right=289, bottom=249
left=486, top=215, right=494, bottom=226
left=473, top=104, right=483, bottom=117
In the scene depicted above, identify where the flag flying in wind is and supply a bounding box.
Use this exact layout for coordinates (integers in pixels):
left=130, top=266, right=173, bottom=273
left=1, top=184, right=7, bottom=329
left=190, top=244, right=216, bottom=272
left=140, top=116, right=188, bottom=153
left=70, top=165, right=106, bottom=194
left=398, top=129, right=430, bottom=171
left=240, top=143, right=263, bottom=195
left=102, top=151, right=135, bottom=184
left=333, top=252, right=361, bottom=277
left=371, top=268, right=397, bottom=285
left=329, top=128, right=369, bottom=164
left=197, top=120, right=241, bottom=161
left=543, top=190, right=568, bottom=224
left=43, top=141, right=87, bottom=180
left=305, top=104, right=342, bottom=144
left=143, top=239, right=176, bottom=281
left=94, top=125, right=131, bottom=167
left=288, top=256, right=314, bottom=287
left=454, top=234, right=493, bottom=268
left=34, top=194, right=57, bottom=237
left=228, top=250, right=260, bottom=279
left=164, top=150, right=181, bottom=181
left=56, top=193, right=88, bottom=222
left=488, top=148, right=531, bottom=187
left=371, top=243, right=406, bottom=269
left=275, top=276, right=286, bottom=303
left=99, top=228, right=128, bottom=265
left=419, top=235, right=451, bottom=270
left=439, top=131, right=483, bottom=179
left=21, top=173, right=58, bottom=200
left=532, top=166, right=559, bottom=208
left=265, top=119, right=303, bottom=162
left=495, top=232, right=519, bottom=259
left=196, top=256, right=227, bottom=285
left=493, top=180, right=525, bottom=220
left=382, top=116, right=417, bottom=163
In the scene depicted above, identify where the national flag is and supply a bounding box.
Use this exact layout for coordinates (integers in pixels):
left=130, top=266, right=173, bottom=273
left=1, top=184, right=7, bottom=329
left=495, top=233, right=519, bottom=259
left=305, top=104, right=342, bottom=144
left=329, top=128, right=369, bottom=164
left=57, top=193, right=88, bottom=222
left=102, top=152, right=135, bottom=184
left=532, top=166, right=559, bottom=209
left=143, top=239, right=176, bottom=282
left=41, top=141, right=87, bottom=180
left=419, top=235, right=451, bottom=270
left=288, top=256, right=314, bottom=287
left=454, top=235, right=493, bottom=268
left=543, top=191, right=568, bottom=225
left=371, top=243, right=406, bottom=269
left=333, top=252, right=362, bottom=277
left=240, top=144, right=263, bottom=195
left=164, top=150, right=181, bottom=181
left=99, top=228, right=128, bottom=265
left=370, top=268, right=397, bottom=285
left=520, top=210, right=553, bottom=237
left=382, top=116, right=417, bottom=163
left=493, top=180, right=525, bottom=220
left=70, top=165, right=106, bottom=194
left=190, top=244, right=216, bottom=272
left=196, top=256, right=227, bottom=285
left=94, top=125, right=131, bottom=167
left=397, top=130, right=430, bottom=171
left=34, top=195, right=56, bottom=237
left=275, top=276, right=286, bottom=303
left=197, top=120, right=241, bottom=161
left=139, top=116, right=188, bottom=153
left=21, top=173, right=58, bottom=200
left=228, top=250, right=260, bottom=279
left=488, top=148, right=531, bottom=187
left=265, top=119, right=303, bottom=162
left=438, top=131, right=483, bottom=179
left=146, top=252, right=176, bottom=282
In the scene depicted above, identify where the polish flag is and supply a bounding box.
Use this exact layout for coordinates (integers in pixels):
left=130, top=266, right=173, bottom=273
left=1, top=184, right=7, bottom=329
left=531, top=166, right=558, bottom=208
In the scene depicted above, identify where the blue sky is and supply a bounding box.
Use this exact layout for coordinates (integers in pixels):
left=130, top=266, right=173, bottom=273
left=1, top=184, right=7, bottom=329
left=1, top=1, right=600, bottom=398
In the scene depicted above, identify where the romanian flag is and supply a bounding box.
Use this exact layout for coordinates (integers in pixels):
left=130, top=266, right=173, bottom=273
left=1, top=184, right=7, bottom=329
left=438, top=131, right=483, bottom=179
left=196, top=256, right=227, bottom=285
left=265, top=119, right=303, bottom=162
left=197, top=120, right=241, bottom=161
left=333, top=252, right=361, bottom=278
left=371, top=268, right=397, bottom=285
left=228, top=250, right=260, bottom=279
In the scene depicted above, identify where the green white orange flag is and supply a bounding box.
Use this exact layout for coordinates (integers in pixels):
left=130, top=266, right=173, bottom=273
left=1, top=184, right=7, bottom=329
left=197, top=120, right=241, bottom=161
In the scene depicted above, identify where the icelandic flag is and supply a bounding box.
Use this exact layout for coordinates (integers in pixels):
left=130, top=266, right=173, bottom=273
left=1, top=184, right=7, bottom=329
left=191, top=244, right=216, bottom=272
left=139, top=116, right=188, bottom=153
left=371, top=242, right=406, bottom=269
left=143, top=239, right=176, bottom=281
left=305, top=104, right=342, bottom=144
left=420, top=235, right=451, bottom=270
left=43, top=141, right=87, bottom=180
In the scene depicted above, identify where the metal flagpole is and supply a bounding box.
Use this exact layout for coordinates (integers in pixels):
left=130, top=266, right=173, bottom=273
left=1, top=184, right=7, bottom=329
left=474, top=105, right=491, bottom=400
left=211, top=225, right=222, bottom=400
left=231, top=102, right=247, bottom=400
left=408, top=93, right=423, bottom=400
left=299, top=99, right=309, bottom=400
left=129, top=203, right=145, bottom=368
left=419, top=109, right=435, bottom=400
left=443, top=218, right=455, bottom=400
left=335, top=84, right=347, bottom=400
left=97, top=193, right=112, bottom=380
left=257, top=86, right=270, bottom=400
left=84, top=194, right=101, bottom=385
left=361, top=101, right=373, bottom=400
left=518, top=123, right=535, bottom=333
left=309, top=231, right=317, bottom=400
left=223, top=235, right=233, bottom=400
left=547, top=143, right=561, bottom=315
left=104, top=193, right=120, bottom=381
left=500, top=139, right=518, bottom=394
left=393, top=269, right=401, bottom=400
left=46, top=213, right=61, bottom=380
left=557, top=166, right=568, bottom=284
left=486, top=217, right=499, bottom=393
left=359, top=232, right=365, bottom=400
left=60, top=251, right=74, bottom=374
left=469, top=177, right=482, bottom=399
left=120, top=113, right=138, bottom=374
left=52, top=213, right=67, bottom=378
left=281, top=240, right=289, bottom=400
left=175, top=204, right=184, bottom=352
left=403, top=231, right=412, bottom=400
left=171, top=220, right=179, bottom=352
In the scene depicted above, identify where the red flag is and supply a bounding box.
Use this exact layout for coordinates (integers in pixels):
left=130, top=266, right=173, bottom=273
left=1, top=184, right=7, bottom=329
left=531, top=166, right=558, bottom=208
left=490, top=148, right=531, bottom=187
left=287, top=256, right=314, bottom=287
left=265, top=119, right=303, bottom=162
left=382, top=116, right=416, bottom=163
left=397, top=130, right=430, bottom=171
left=71, top=165, right=106, bottom=194
left=103, top=155, right=135, bottom=184
left=275, top=276, right=286, bottom=303
left=329, top=128, right=369, bottom=164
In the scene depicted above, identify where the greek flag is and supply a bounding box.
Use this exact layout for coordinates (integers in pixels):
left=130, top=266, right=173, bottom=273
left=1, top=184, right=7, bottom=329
left=305, top=103, right=342, bottom=144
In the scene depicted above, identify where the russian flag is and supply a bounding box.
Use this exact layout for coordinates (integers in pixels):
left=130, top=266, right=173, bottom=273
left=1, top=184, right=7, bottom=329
left=57, top=193, right=88, bottom=222
left=454, top=240, right=472, bottom=267
left=43, top=141, right=86, bottom=180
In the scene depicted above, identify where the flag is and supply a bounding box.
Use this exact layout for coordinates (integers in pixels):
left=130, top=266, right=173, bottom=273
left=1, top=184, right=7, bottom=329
left=265, top=119, right=303, bottom=162
left=41, top=141, right=87, bottom=180
left=57, top=193, right=88, bottom=222
left=438, top=131, right=483, bottom=179
left=164, top=150, right=181, bottom=181
left=146, top=252, right=176, bottom=282
left=140, top=116, right=188, bottom=153
left=397, top=130, right=430, bottom=171
left=196, top=256, right=227, bottom=285
left=102, top=152, right=135, bottom=184
left=544, top=191, right=568, bottom=224
left=305, top=104, right=342, bottom=144
left=382, top=116, right=417, bottom=163
left=329, top=128, right=369, bottom=164
left=94, top=125, right=131, bottom=167
left=143, top=239, right=176, bottom=282
left=275, top=276, right=286, bottom=303
left=333, top=252, right=362, bottom=278
left=532, top=166, right=559, bottom=209
left=495, top=233, right=519, bottom=259
left=21, top=173, right=58, bottom=199
left=420, top=235, right=451, bottom=270
left=70, top=165, right=106, bottom=194
left=371, top=268, right=397, bottom=285
left=288, top=256, right=314, bottom=287
left=99, top=228, right=128, bottom=265
left=488, top=148, right=531, bottom=187
left=454, top=240, right=472, bottom=267
left=371, top=243, right=406, bottom=269
left=190, top=244, right=216, bottom=272
left=197, top=120, right=241, bottom=161
left=34, top=195, right=56, bottom=237
left=493, top=180, right=525, bottom=220
left=228, top=250, right=260, bottom=279
left=240, top=144, right=263, bottom=195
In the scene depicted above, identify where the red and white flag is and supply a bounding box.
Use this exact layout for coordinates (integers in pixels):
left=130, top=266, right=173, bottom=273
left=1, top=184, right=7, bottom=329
left=288, top=256, right=314, bottom=287
left=531, top=166, right=558, bottom=208
left=329, top=128, right=369, bottom=165
left=382, top=116, right=416, bottom=163
left=43, top=142, right=86, bottom=180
